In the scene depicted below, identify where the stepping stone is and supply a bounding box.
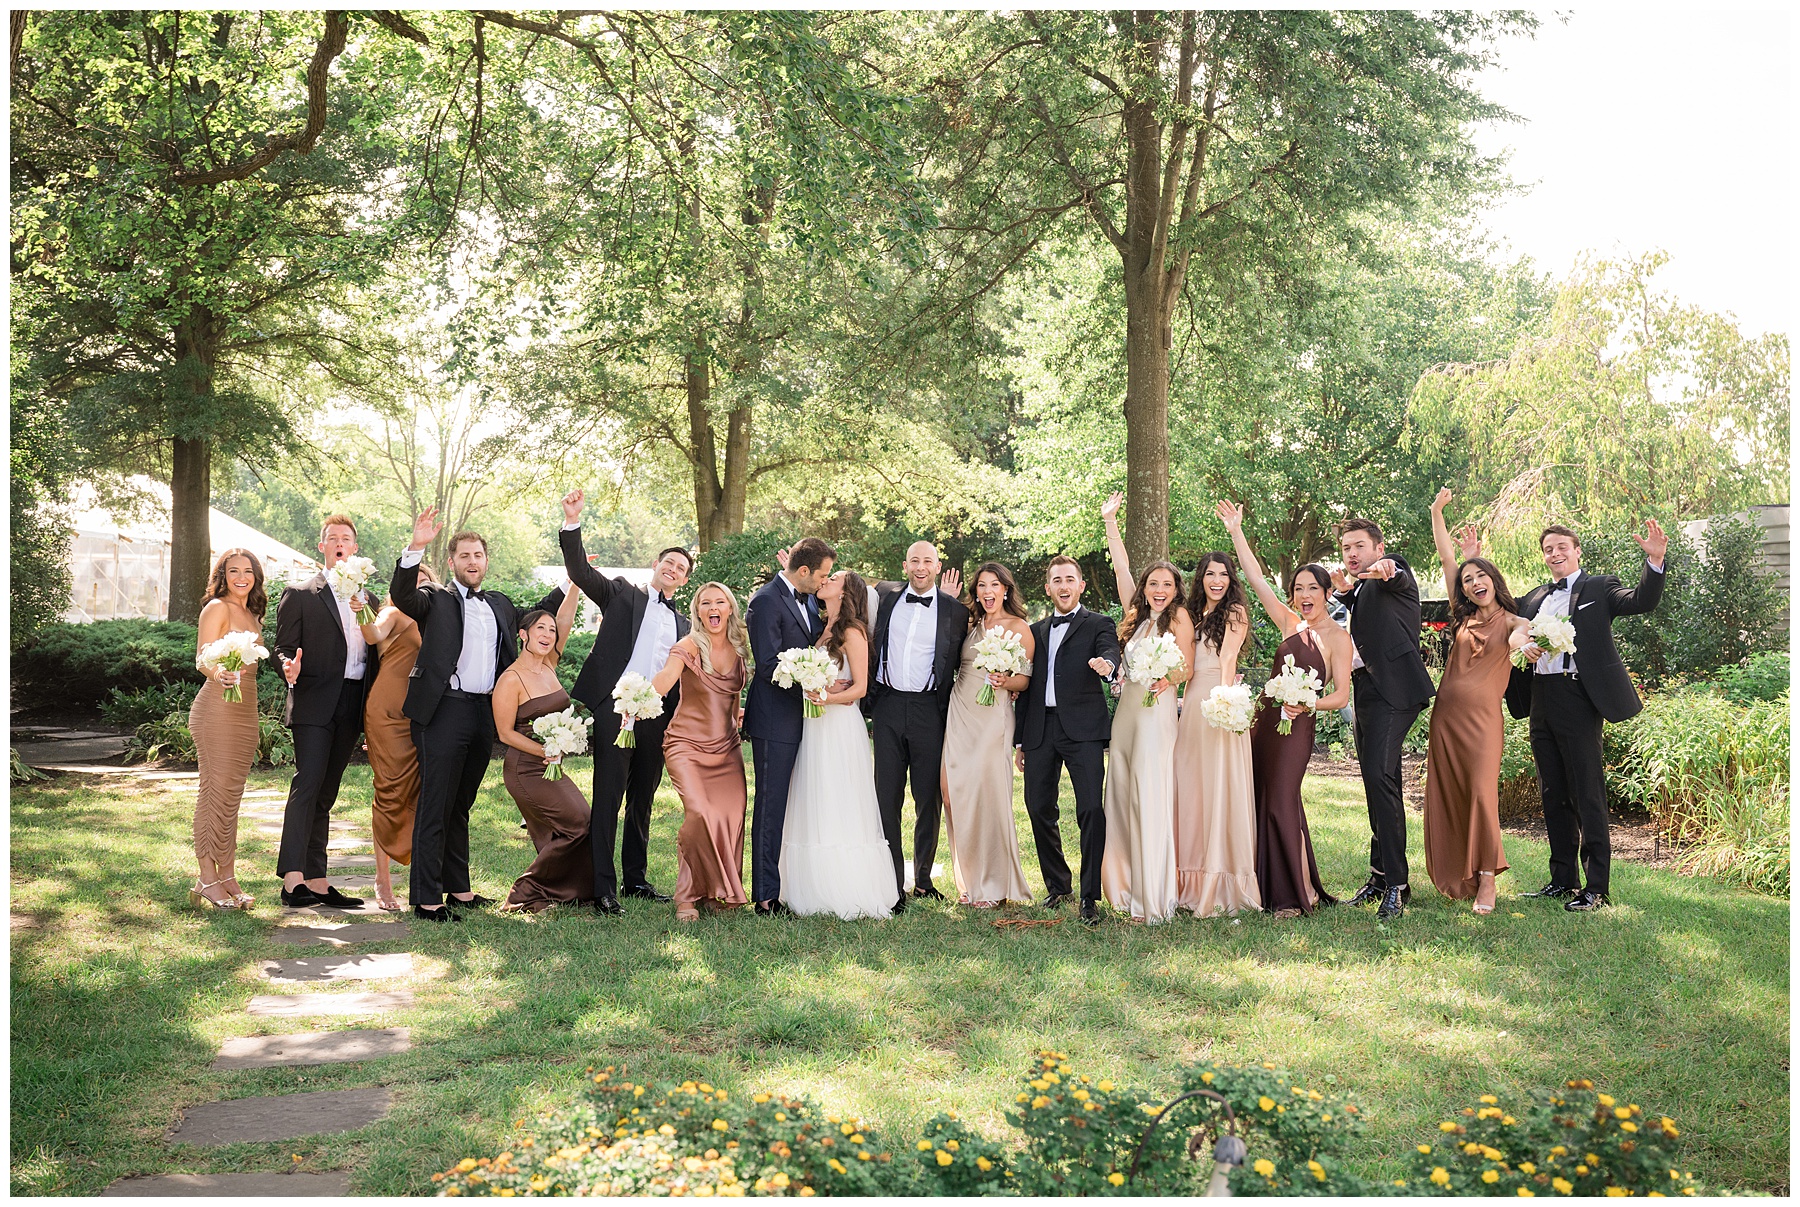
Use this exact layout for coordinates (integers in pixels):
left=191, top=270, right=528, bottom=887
left=211, top=1027, right=410, bottom=1069
left=326, top=838, right=370, bottom=851
left=328, top=855, right=377, bottom=869
left=14, top=737, right=130, bottom=764
left=168, top=1087, right=392, bottom=1146
left=246, top=991, right=415, bottom=1018
left=102, top=1171, right=351, bottom=1196
left=242, top=788, right=288, bottom=799
left=24, top=763, right=138, bottom=775
left=41, top=729, right=119, bottom=740
left=272, top=922, right=409, bottom=947
left=11, top=914, right=39, bottom=931
left=261, top=952, right=412, bottom=984
left=135, top=770, right=201, bottom=780
left=282, top=900, right=403, bottom=918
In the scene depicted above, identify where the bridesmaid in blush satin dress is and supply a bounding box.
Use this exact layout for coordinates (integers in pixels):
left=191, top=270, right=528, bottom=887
left=1219, top=501, right=1354, bottom=917
left=649, top=582, right=752, bottom=921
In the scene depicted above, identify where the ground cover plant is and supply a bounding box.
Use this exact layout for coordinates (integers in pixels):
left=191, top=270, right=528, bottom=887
left=10, top=764, right=1787, bottom=1196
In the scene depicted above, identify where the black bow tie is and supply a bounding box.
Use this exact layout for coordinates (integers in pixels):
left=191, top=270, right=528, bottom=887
left=1049, top=612, right=1077, bottom=628
left=904, top=593, right=932, bottom=606
left=650, top=592, right=671, bottom=608
left=1552, top=578, right=1571, bottom=593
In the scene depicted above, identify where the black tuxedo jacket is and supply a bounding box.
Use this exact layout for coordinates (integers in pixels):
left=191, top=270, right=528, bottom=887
left=560, top=527, right=691, bottom=742
left=1014, top=607, right=1122, bottom=750
left=866, top=582, right=970, bottom=715
left=274, top=572, right=380, bottom=728
left=390, top=558, right=564, bottom=727
left=1333, top=553, right=1435, bottom=711
left=1504, top=561, right=1666, bottom=724
left=743, top=574, right=823, bottom=746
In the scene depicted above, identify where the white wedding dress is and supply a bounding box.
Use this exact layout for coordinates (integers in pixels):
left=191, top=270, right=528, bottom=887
left=779, top=653, right=896, bottom=920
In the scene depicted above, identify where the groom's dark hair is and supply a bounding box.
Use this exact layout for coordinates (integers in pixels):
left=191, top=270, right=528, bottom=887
left=788, top=537, right=836, bottom=574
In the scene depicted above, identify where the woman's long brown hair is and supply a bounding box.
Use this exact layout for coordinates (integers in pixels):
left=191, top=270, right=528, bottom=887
left=1118, top=560, right=1185, bottom=643
left=964, top=561, right=1028, bottom=633
left=824, top=571, right=870, bottom=659
left=203, top=548, right=267, bottom=618
left=1188, top=551, right=1252, bottom=655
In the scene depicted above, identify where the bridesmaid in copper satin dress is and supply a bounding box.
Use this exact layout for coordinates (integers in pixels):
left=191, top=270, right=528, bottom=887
left=1220, top=502, right=1354, bottom=917
left=492, top=586, right=595, bottom=912
left=1422, top=489, right=1530, bottom=912
left=188, top=549, right=269, bottom=910
left=649, top=582, right=751, bottom=921
left=358, top=564, right=437, bottom=910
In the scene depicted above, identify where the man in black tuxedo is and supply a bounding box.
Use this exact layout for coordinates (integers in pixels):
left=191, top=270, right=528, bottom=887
left=742, top=537, right=835, bottom=915
left=1012, top=555, right=1120, bottom=925
left=391, top=506, right=563, bottom=923
left=867, top=542, right=970, bottom=909
left=557, top=487, right=693, bottom=916
left=1331, top=517, right=1435, bottom=920
left=273, top=513, right=376, bottom=909
left=1505, top=521, right=1667, bottom=912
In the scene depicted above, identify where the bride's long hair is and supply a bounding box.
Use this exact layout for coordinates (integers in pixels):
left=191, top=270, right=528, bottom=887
left=823, top=571, right=870, bottom=659
left=688, top=581, right=750, bottom=674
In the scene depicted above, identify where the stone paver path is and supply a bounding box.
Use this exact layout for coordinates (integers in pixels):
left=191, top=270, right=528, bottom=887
left=272, top=922, right=409, bottom=947
left=211, top=1028, right=410, bottom=1069
left=327, top=855, right=378, bottom=869
left=102, top=1171, right=352, bottom=1196
left=245, top=991, right=414, bottom=1018
left=261, top=952, right=413, bottom=984
left=168, top=1088, right=392, bottom=1146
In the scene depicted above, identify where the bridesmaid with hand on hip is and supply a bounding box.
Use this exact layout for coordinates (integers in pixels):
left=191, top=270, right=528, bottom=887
left=189, top=549, right=268, bottom=909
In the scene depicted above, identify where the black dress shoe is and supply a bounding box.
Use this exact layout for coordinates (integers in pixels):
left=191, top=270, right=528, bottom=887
left=890, top=898, right=907, bottom=917
left=1522, top=882, right=1579, bottom=900
left=1346, top=878, right=1386, bottom=907
left=911, top=885, right=946, bottom=901
left=623, top=883, right=672, bottom=902
left=280, top=884, right=326, bottom=908
left=1564, top=889, right=1609, bottom=912
left=447, top=893, right=495, bottom=909
left=1376, top=885, right=1406, bottom=920
left=1042, top=893, right=1072, bottom=910
left=593, top=895, right=623, bottom=916
left=319, top=886, right=366, bottom=909
left=1078, top=900, right=1100, bottom=926
left=413, top=904, right=459, bottom=923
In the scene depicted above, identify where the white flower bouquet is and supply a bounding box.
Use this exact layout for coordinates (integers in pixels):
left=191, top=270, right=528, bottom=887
left=1262, top=653, right=1324, bottom=735
left=1199, top=681, right=1256, bottom=733
left=1125, top=630, right=1183, bottom=707
left=196, top=631, right=270, bottom=704
left=327, top=555, right=379, bottom=623
left=531, top=704, right=592, bottom=780
left=970, top=626, right=1029, bottom=705
left=773, top=645, right=837, bottom=719
left=611, top=672, right=664, bottom=748
left=1512, top=613, right=1577, bottom=671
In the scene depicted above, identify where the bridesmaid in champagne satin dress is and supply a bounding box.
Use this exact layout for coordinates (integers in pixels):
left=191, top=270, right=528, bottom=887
left=358, top=564, right=436, bottom=910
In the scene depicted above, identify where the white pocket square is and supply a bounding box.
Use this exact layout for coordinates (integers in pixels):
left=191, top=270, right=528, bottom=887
left=1577, top=600, right=1597, bottom=610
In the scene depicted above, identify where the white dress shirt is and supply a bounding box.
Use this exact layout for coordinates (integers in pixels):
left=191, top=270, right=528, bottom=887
left=1043, top=605, right=1081, bottom=708
left=333, top=590, right=367, bottom=680
left=779, top=573, right=813, bottom=628
left=882, top=589, right=939, bottom=692
left=1532, top=560, right=1664, bottom=675
left=625, top=590, right=680, bottom=684
left=400, top=547, right=499, bottom=693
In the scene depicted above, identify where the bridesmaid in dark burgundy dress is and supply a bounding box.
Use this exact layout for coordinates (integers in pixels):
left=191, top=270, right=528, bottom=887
left=492, top=586, right=596, bottom=912
left=1220, top=502, right=1354, bottom=916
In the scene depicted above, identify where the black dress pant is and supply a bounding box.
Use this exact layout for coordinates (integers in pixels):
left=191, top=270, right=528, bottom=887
left=1021, top=710, right=1107, bottom=903
left=409, top=694, right=495, bottom=906
left=1530, top=674, right=1611, bottom=895
left=749, top=736, right=800, bottom=904
left=277, top=677, right=365, bottom=880
left=872, top=689, right=948, bottom=901
left=590, top=712, right=670, bottom=898
left=1351, top=671, right=1423, bottom=887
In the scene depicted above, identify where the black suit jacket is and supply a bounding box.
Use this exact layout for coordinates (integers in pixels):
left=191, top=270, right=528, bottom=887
left=1333, top=553, right=1435, bottom=711
left=742, top=574, right=823, bottom=746
left=273, top=572, right=380, bottom=728
left=1504, top=561, right=1666, bottom=724
left=390, top=557, right=564, bottom=728
left=559, top=527, right=691, bottom=743
left=866, top=583, right=970, bottom=716
left=1013, top=607, right=1122, bottom=750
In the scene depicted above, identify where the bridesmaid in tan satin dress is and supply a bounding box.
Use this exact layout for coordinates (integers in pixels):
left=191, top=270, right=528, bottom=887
left=650, top=582, right=752, bottom=921
left=1422, top=489, right=1530, bottom=912
left=188, top=549, right=269, bottom=910
left=938, top=563, right=1034, bottom=907
left=1174, top=552, right=1262, bottom=916
left=359, top=564, right=436, bottom=910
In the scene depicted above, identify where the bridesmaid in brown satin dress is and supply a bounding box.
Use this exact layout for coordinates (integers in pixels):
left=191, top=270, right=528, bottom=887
left=189, top=549, right=269, bottom=910
left=1220, top=502, right=1354, bottom=917
left=649, top=582, right=752, bottom=921
left=492, top=585, right=595, bottom=912
left=358, top=563, right=437, bottom=910
left=1422, top=489, right=1530, bottom=912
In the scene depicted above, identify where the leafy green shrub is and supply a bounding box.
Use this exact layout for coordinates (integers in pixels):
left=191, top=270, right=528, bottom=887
left=1715, top=651, right=1790, bottom=705
left=557, top=632, right=596, bottom=694
left=13, top=620, right=203, bottom=710
left=1159, top=1060, right=1374, bottom=1197
left=1496, top=715, right=1540, bottom=822
left=100, top=682, right=197, bottom=728
left=675, top=527, right=787, bottom=613
left=258, top=713, right=296, bottom=767
left=11, top=749, right=48, bottom=785
left=1404, top=1079, right=1700, bottom=1197
left=124, top=709, right=295, bottom=768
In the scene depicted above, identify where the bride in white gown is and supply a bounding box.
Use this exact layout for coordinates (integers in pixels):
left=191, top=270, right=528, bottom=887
left=779, top=569, right=897, bottom=920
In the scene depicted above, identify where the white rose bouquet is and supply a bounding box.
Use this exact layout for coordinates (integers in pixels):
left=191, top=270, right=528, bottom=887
left=1199, top=681, right=1256, bottom=733
left=1125, top=630, right=1184, bottom=707
left=773, top=645, right=837, bottom=719
left=1512, top=613, right=1577, bottom=671
left=611, top=672, right=664, bottom=748
left=326, top=555, right=379, bottom=624
left=531, top=704, right=592, bottom=780
left=970, top=626, right=1029, bottom=706
left=196, top=631, right=270, bottom=704
left=1262, top=653, right=1325, bottom=735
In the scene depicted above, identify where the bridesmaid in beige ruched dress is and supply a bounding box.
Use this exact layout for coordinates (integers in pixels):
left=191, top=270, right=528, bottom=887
left=188, top=548, right=269, bottom=910
left=650, top=582, right=752, bottom=921
left=1174, top=552, right=1262, bottom=916
left=938, top=563, right=1034, bottom=907
left=358, top=564, right=437, bottom=911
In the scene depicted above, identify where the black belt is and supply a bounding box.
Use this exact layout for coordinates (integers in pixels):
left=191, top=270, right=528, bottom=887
left=443, top=688, right=492, bottom=699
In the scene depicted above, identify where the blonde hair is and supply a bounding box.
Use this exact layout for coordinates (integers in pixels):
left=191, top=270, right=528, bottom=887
left=689, top=581, right=749, bottom=674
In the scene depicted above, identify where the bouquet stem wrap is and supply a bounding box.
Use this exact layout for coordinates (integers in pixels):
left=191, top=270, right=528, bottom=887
left=970, top=626, right=1029, bottom=707
left=773, top=646, right=836, bottom=720
left=1262, top=653, right=1324, bottom=735
left=196, top=632, right=271, bottom=704
left=612, top=673, right=663, bottom=748
left=532, top=704, right=593, bottom=782
left=1125, top=630, right=1183, bottom=708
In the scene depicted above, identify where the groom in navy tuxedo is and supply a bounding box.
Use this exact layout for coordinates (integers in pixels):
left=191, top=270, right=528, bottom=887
left=742, top=537, right=836, bottom=915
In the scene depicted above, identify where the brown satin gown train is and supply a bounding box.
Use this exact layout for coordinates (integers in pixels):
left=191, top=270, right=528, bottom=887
left=663, top=642, right=749, bottom=910
left=1422, top=609, right=1512, bottom=899
left=502, top=689, right=597, bottom=911
left=364, top=613, right=422, bottom=865
left=1249, top=630, right=1336, bottom=914
left=190, top=670, right=259, bottom=879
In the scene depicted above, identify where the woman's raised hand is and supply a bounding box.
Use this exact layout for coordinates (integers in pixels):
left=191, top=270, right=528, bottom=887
left=1432, top=486, right=1452, bottom=513
left=1101, top=491, right=1124, bottom=523
left=1215, top=500, right=1244, bottom=531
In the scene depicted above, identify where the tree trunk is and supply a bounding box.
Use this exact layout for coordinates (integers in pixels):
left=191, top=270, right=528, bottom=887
left=168, top=436, right=212, bottom=623
left=1121, top=261, right=1172, bottom=568
left=686, top=347, right=725, bottom=550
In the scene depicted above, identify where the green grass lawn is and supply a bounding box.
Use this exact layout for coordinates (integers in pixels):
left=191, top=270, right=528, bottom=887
left=10, top=758, right=1789, bottom=1195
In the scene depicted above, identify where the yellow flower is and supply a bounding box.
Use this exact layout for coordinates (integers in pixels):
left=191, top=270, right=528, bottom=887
left=694, top=1188, right=715, bottom=1199
left=1519, top=1189, right=1536, bottom=1197
left=1441, top=1122, right=1462, bottom=1133
left=1309, top=1160, right=1326, bottom=1182
left=798, top=1186, right=815, bottom=1197
left=774, top=1113, right=787, bottom=1122
left=1072, top=1090, right=1090, bottom=1101
left=1098, top=1080, right=1115, bottom=1092
left=850, top=1134, right=864, bottom=1144
left=771, top=1173, right=790, bottom=1189
left=1682, top=1188, right=1695, bottom=1196
left=1199, top=1072, right=1214, bottom=1085
left=828, top=1159, right=846, bottom=1174
left=635, top=1087, right=646, bottom=1097
left=856, top=1152, right=870, bottom=1162
left=456, top=1160, right=478, bottom=1174
left=1258, top=1097, right=1276, bottom=1111
left=1521, top=1163, right=1537, bottom=1175
left=1107, top=1172, right=1125, bottom=1186
left=945, top=1140, right=959, bottom=1152
left=1613, top=1107, right=1632, bottom=1120
left=753, top=1093, right=771, bottom=1104
left=1431, top=1168, right=1451, bottom=1187
left=1464, top=1143, right=1484, bottom=1156
left=1483, top=1147, right=1503, bottom=1162
left=1016, top=1093, right=1029, bottom=1103
left=1322, top=1114, right=1333, bottom=1122
left=1621, top=1122, right=1638, bottom=1133
left=918, top=1140, right=934, bottom=1152
left=1660, top=1118, right=1678, bottom=1136
left=1553, top=1178, right=1574, bottom=1194
left=1044, top=1072, right=1061, bottom=1084
left=1598, top=1094, right=1616, bottom=1108
left=1576, top=1166, right=1590, bottom=1176
left=1029, top=1079, right=1049, bottom=1091
left=1083, top=1101, right=1098, bottom=1112
left=1481, top=1095, right=1499, bottom=1105
left=1418, top=1146, right=1434, bottom=1155
left=976, top=1157, right=993, bottom=1172
left=699, top=1083, right=714, bottom=1094
left=1483, top=1170, right=1501, bottom=1184
left=1253, top=1159, right=1275, bottom=1178
left=660, top=1125, right=677, bottom=1136
left=1262, top=1062, right=1277, bottom=1070
left=1603, top=1188, right=1628, bottom=1197
left=713, top=1120, right=729, bottom=1132
left=1504, top=1116, right=1517, bottom=1126
left=936, top=1150, right=953, bottom=1167
left=1551, top=1147, right=1567, bottom=1157
left=1032, top=1096, right=1050, bottom=1109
